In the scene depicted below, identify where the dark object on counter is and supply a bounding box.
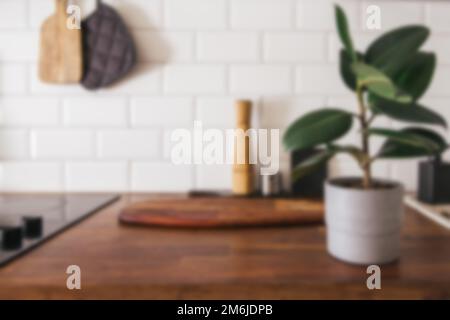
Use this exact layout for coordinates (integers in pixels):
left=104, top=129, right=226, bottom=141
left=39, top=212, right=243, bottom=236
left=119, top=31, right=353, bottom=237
left=1, top=226, right=23, bottom=251
left=23, top=216, right=43, bottom=239
left=0, top=217, right=23, bottom=250
left=418, top=157, right=450, bottom=204
left=291, top=149, right=327, bottom=199
left=81, top=0, right=137, bottom=90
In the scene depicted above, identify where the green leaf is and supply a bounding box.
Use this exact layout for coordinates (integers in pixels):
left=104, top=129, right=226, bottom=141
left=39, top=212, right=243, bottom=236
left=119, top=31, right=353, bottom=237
left=292, top=144, right=369, bottom=181
left=368, top=128, right=443, bottom=153
left=367, top=92, right=382, bottom=114
left=371, top=96, right=447, bottom=128
left=366, top=26, right=429, bottom=75
left=377, top=128, right=448, bottom=158
left=283, top=109, right=353, bottom=151
left=393, top=52, right=436, bottom=101
left=335, top=5, right=356, bottom=61
left=352, top=62, right=412, bottom=103
left=292, top=149, right=335, bottom=181
left=339, top=49, right=364, bottom=91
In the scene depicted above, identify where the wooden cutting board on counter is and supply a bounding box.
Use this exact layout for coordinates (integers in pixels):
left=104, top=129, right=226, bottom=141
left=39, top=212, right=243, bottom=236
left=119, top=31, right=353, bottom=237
left=119, top=197, right=324, bottom=228
left=39, top=0, right=83, bottom=83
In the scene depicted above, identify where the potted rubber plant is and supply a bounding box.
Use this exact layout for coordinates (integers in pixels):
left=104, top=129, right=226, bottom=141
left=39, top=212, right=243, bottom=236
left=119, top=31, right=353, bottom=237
left=283, top=5, right=448, bottom=265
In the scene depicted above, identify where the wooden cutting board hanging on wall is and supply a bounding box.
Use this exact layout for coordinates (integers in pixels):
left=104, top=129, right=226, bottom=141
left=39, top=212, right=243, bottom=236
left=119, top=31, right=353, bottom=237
left=39, top=0, right=83, bottom=84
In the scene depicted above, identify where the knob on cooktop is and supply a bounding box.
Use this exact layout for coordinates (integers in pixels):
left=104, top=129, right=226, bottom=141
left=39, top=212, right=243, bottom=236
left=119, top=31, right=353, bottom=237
left=1, top=226, right=23, bottom=250
left=23, top=216, right=43, bottom=238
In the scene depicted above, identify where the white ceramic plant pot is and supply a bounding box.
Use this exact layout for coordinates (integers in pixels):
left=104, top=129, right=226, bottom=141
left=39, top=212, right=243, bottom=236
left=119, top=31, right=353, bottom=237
left=325, top=177, right=404, bottom=265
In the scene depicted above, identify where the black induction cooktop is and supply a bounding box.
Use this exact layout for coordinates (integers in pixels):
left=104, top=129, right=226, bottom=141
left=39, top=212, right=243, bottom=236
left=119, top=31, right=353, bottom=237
left=0, top=194, right=119, bottom=267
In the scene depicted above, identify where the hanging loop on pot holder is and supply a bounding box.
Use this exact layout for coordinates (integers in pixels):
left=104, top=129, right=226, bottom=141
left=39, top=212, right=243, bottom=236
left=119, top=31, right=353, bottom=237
left=80, top=0, right=137, bottom=90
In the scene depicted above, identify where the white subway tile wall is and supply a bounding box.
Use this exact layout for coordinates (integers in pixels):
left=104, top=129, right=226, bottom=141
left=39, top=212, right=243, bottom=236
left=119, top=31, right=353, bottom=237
left=0, top=0, right=449, bottom=192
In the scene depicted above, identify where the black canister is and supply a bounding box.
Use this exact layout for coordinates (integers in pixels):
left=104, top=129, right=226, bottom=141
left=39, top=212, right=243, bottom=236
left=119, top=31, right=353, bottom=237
left=291, top=148, right=327, bottom=199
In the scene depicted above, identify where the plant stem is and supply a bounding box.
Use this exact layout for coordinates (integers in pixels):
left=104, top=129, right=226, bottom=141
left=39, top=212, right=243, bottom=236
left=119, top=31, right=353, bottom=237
left=356, top=85, right=372, bottom=188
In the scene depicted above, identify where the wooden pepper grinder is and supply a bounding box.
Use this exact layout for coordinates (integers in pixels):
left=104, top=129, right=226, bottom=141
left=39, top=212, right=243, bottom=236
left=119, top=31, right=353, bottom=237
left=232, top=100, right=254, bottom=196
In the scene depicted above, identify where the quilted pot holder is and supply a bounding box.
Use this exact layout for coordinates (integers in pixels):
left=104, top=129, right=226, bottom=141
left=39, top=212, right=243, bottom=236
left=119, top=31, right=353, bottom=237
left=81, top=0, right=137, bottom=90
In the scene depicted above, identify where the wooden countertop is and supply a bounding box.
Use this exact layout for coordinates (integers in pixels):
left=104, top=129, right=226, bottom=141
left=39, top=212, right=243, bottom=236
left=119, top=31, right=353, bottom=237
left=0, top=194, right=449, bottom=300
